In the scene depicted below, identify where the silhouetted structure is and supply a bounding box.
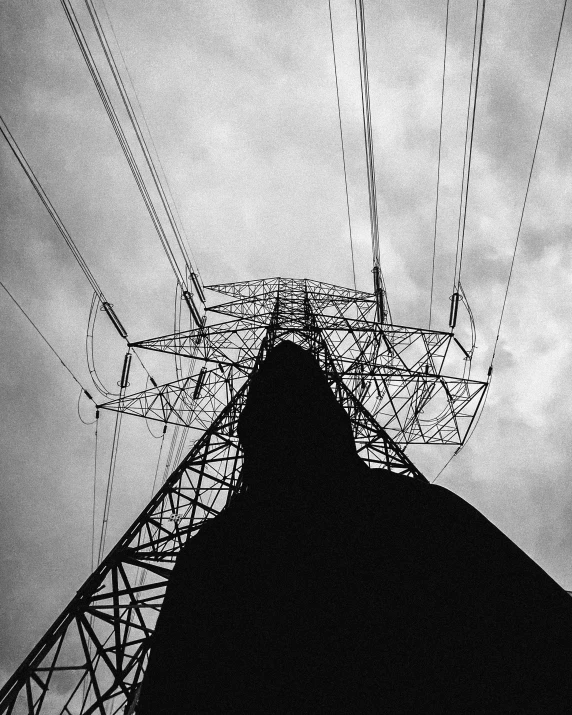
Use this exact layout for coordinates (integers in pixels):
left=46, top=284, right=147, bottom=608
left=0, top=278, right=490, bottom=713
left=138, top=342, right=572, bottom=713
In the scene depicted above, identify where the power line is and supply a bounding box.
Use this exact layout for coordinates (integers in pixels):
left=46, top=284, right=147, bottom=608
left=455, top=0, right=486, bottom=289
left=434, top=0, right=567, bottom=483
left=0, top=115, right=104, bottom=302
left=132, top=348, right=155, bottom=385
left=451, top=4, right=479, bottom=303
left=451, top=0, right=486, bottom=309
left=96, top=346, right=136, bottom=563
left=354, top=0, right=379, bottom=264
left=0, top=277, right=95, bottom=402
left=60, top=0, right=185, bottom=287
left=491, top=0, right=568, bottom=365
left=429, top=0, right=450, bottom=329
left=97, top=390, right=124, bottom=564
left=327, top=0, right=357, bottom=291
left=91, top=411, right=99, bottom=573
left=0, top=113, right=129, bottom=343
left=2, top=55, right=165, bottom=401
left=84, top=0, right=198, bottom=274
left=60, top=0, right=205, bottom=322
left=354, top=0, right=391, bottom=322
left=100, top=0, right=202, bottom=277
left=150, top=425, right=168, bottom=496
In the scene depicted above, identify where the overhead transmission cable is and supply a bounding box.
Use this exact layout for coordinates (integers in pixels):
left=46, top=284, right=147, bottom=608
left=59, top=1, right=186, bottom=293
left=83, top=0, right=201, bottom=281
left=1, top=112, right=157, bottom=554
left=1, top=275, right=125, bottom=577
left=91, top=411, right=99, bottom=573
left=59, top=0, right=204, bottom=324
left=428, top=0, right=450, bottom=329
left=1, top=112, right=159, bottom=400
left=98, top=0, right=202, bottom=282
left=490, top=0, right=568, bottom=366
left=449, top=0, right=486, bottom=330
left=354, top=0, right=391, bottom=323
left=97, top=407, right=123, bottom=564
left=96, top=348, right=132, bottom=564
left=3, top=11, right=179, bottom=562
left=150, top=425, right=168, bottom=496
left=0, top=113, right=128, bottom=341
left=327, top=0, right=357, bottom=291
left=0, top=277, right=95, bottom=403
left=1, top=116, right=102, bottom=304
left=433, top=0, right=567, bottom=483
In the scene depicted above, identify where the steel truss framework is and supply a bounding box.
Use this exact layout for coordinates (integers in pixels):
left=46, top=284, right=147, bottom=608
left=0, top=277, right=487, bottom=714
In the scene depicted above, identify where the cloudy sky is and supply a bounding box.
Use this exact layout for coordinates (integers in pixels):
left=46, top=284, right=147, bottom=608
left=1, top=0, right=571, bottom=684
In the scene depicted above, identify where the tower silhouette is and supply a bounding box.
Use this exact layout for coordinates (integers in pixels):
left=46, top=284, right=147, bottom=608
left=0, top=277, right=487, bottom=713
left=3, top=0, right=571, bottom=710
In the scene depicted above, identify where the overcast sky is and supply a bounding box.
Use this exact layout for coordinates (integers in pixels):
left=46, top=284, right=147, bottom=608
left=1, top=0, right=571, bottom=684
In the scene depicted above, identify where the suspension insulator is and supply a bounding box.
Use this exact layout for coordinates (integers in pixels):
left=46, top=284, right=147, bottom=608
left=183, top=290, right=203, bottom=327
left=449, top=292, right=460, bottom=329
left=193, top=367, right=207, bottom=400
left=372, top=265, right=385, bottom=323
left=102, top=302, right=128, bottom=339
left=119, top=352, right=132, bottom=389
left=190, top=272, right=206, bottom=305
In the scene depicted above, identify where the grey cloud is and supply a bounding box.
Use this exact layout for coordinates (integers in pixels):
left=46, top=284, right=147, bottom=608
left=1, top=0, right=571, bottom=688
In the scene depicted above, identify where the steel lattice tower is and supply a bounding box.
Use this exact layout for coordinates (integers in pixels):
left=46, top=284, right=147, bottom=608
left=0, top=278, right=486, bottom=714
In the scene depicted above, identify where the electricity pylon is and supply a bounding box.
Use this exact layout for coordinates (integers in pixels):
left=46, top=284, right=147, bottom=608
left=0, top=277, right=487, bottom=714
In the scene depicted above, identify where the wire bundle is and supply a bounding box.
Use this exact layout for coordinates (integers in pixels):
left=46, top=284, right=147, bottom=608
left=60, top=0, right=205, bottom=318
left=353, top=0, right=391, bottom=322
